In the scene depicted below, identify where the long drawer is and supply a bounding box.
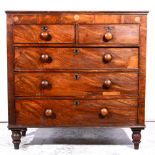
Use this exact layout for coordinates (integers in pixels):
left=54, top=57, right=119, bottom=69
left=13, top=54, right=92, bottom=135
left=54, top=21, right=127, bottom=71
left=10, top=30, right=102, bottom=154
left=15, top=72, right=138, bottom=98
left=15, top=99, right=138, bottom=126
left=13, top=25, right=75, bottom=43
left=15, top=47, right=138, bottom=70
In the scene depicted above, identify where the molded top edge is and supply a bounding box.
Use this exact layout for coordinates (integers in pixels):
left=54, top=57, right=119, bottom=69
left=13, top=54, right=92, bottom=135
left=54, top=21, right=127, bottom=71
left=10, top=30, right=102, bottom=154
left=5, top=11, right=149, bottom=14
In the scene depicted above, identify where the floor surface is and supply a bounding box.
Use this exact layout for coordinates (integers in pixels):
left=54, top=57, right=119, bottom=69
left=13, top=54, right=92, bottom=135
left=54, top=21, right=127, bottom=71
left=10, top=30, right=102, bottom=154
left=0, top=122, right=154, bottom=155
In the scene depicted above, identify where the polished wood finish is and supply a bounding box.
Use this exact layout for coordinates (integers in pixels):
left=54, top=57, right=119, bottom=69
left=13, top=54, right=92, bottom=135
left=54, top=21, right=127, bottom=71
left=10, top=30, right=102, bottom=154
left=103, top=53, right=112, bottom=63
left=104, top=32, right=113, bottom=41
left=13, top=25, right=75, bottom=43
left=45, top=109, right=53, bottom=117
left=11, top=129, right=22, bottom=149
left=6, top=11, right=147, bottom=149
left=79, top=25, right=139, bottom=44
left=40, top=80, right=51, bottom=89
left=103, top=79, right=112, bottom=89
left=15, top=47, right=138, bottom=70
left=15, top=72, right=138, bottom=97
left=15, top=99, right=137, bottom=126
left=40, top=53, right=52, bottom=63
left=131, top=128, right=143, bottom=149
left=100, top=108, right=109, bottom=117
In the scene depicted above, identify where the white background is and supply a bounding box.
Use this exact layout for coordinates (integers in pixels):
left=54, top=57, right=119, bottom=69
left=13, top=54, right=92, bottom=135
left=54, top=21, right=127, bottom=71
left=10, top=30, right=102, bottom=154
left=0, top=0, right=154, bottom=122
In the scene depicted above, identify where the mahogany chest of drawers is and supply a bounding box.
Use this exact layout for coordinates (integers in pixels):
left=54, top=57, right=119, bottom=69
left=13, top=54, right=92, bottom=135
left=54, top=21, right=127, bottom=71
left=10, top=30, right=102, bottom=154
left=6, top=11, right=148, bottom=149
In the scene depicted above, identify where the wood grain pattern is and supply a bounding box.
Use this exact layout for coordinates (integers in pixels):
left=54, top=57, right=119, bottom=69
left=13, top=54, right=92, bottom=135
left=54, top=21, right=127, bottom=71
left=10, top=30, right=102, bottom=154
left=15, top=72, right=138, bottom=98
left=6, top=11, right=148, bottom=25
left=94, top=15, right=121, bottom=23
left=15, top=99, right=138, bottom=126
left=12, top=14, right=37, bottom=24
left=79, top=24, right=139, bottom=44
left=61, top=14, right=95, bottom=24
left=15, top=47, right=138, bottom=70
left=7, top=14, right=16, bottom=125
left=6, top=11, right=147, bottom=149
left=13, top=25, right=75, bottom=43
left=138, top=15, right=147, bottom=125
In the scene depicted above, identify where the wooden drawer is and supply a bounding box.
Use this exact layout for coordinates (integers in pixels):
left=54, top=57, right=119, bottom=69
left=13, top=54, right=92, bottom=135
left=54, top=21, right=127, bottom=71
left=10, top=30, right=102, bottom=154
left=7, top=11, right=148, bottom=150
left=11, top=14, right=144, bottom=25
left=79, top=24, right=139, bottom=44
left=13, top=25, right=75, bottom=43
left=15, top=99, right=138, bottom=126
left=15, top=72, right=138, bottom=98
left=15, top=47, right=138, bottom=70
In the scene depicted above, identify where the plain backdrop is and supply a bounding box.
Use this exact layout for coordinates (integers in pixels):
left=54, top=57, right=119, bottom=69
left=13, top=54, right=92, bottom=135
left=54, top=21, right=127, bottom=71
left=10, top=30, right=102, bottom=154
left=0, top=0, right=154, bottom=122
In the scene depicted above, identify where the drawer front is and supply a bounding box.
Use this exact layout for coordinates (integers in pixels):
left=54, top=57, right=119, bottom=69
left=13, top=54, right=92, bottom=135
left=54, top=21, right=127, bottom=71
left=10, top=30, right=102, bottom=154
left=11, top=14, right=142, bottom=25
left=15, top=47, right=138, bottom=70
left=15, top=99, right=138, bottom=126
left=79, top=24, right=139, bottom=44
left=15, top=73, right=138, bottom=98
left=13, top=25, right=75, bottom=43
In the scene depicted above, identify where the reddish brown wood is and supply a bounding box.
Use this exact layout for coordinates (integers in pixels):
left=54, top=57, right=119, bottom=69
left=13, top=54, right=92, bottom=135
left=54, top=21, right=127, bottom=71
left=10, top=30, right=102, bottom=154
left=138, top=15, right=147, bottom=125
left=131, top=128, right=143, bottom=149
left=40, top=31, right=51, bottom=41
left=103, top=53, right=112, bottom=63
left=104, top=32, right=113, bottom=41
left=95, top=15, right=121, bottom=23
left=7, top=14, right=16, bottom=125
left=11, top=129, right=22, bottom=149
left=15, top=72, right=138, bottom=98
left=103, top=79, right=112, bottom=88
left=13, top=25, right=75, bottom=43
left=6, top=11, right=147, bottom=149
left=100, top=108, right=109, bottom=117
left=44, top=109, right=53, bottom=117
left=6, top=11, right=148, bottom=25
left=78, top=24, right=139, bottom=44
left=15, top=99, right=138, bottom=126
left=15, top=47, right=138, bottom=70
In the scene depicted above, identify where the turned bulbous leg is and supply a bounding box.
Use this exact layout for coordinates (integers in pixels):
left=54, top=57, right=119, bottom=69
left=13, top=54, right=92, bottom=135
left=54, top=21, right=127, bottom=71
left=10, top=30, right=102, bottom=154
left=21, top=128, right=27, bottom=136
left=131, top=128, right=143, bottom=150
left=11, top=130, right=22, bottom=149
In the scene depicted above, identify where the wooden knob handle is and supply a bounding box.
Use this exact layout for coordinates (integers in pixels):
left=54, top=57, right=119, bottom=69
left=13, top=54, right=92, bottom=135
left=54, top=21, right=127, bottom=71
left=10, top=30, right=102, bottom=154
left=100, top=108, right=108, bottom=117
left=104, top=32, right=113, bottom=41
left=40, top=31, right=51, bottom=40
left=40, top=25, right=51, bottom=41
left=45, top=109, right=53, bottom=117
left=40, top=80, right=51, bottom=89
left=103, top=79, right=112, bottom=88
left=40, top=54, right=52, bottom=63
left=103, top=53, right=112, bottom=63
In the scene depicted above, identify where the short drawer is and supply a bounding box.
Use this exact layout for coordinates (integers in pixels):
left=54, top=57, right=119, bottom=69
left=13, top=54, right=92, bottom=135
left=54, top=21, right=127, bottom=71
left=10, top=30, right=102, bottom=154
left=79, top=24, right=139, bottom=44
left=15, top=99, right=138, bottom=126
left=15, top=47, right=138, bottom=70
left=15, top=72, right=138, bottom=98
left=13, top=25, right=75, bottom=43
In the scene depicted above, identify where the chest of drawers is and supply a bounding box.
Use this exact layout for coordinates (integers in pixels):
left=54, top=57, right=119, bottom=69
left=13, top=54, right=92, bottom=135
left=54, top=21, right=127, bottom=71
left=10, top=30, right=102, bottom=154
left=6, top=11, right=148, bottom=149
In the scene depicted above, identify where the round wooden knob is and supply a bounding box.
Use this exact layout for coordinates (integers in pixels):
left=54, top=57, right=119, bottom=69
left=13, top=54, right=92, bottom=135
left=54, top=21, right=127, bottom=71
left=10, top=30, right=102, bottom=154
left=40, top=31, right=51, bottom=40
left=103, top=79, right=112, bottom=88
left=100, top=108, right=108, bottom=117
left=40, top=80, right=51, bottom=89
left=45, top=109, right=53, bottom=117
left=103, top=53, right=112, bottom=63
left=40, top=54, right=52, bottom=63
left=104, top=32, right=113, bottom=41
